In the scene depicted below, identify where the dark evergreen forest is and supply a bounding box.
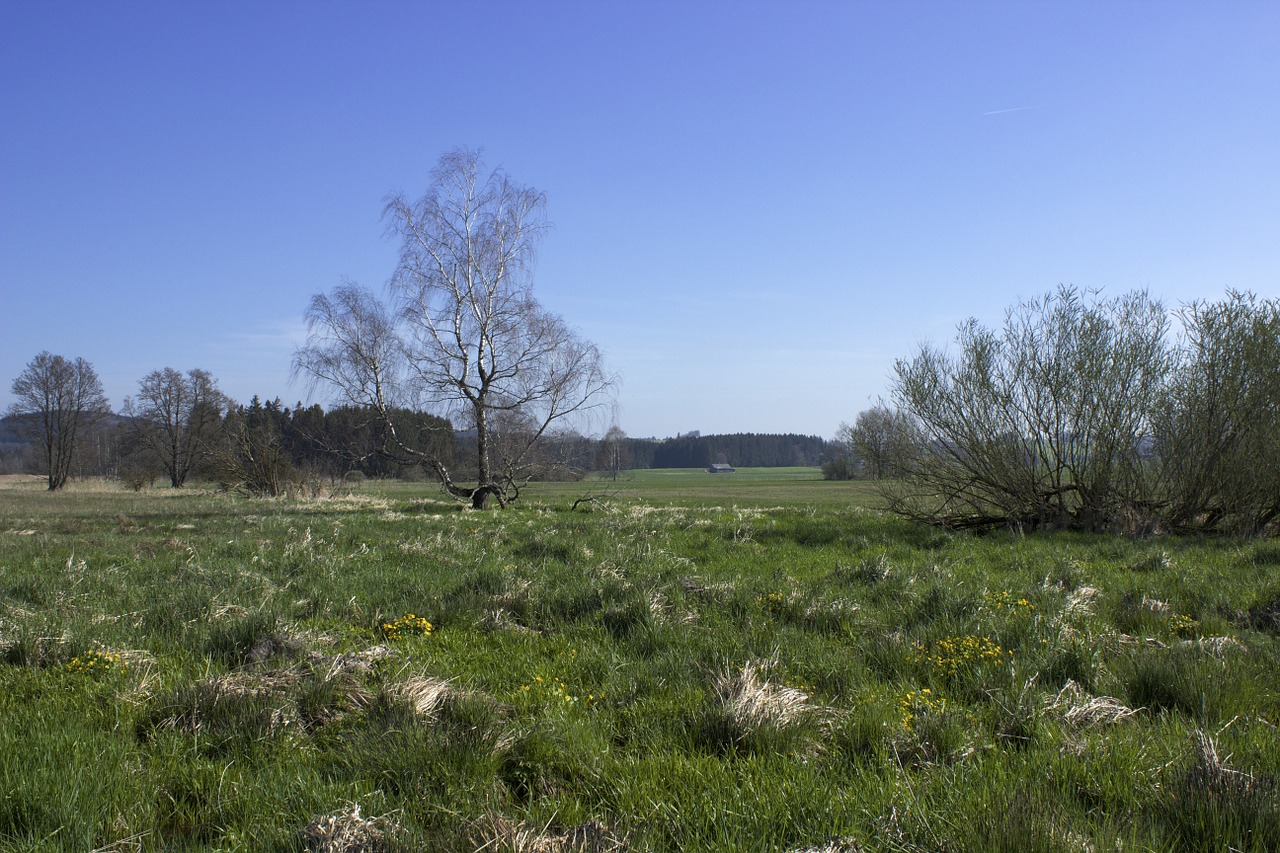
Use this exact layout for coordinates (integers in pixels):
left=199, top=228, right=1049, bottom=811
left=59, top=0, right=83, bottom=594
left=0, top=401, right=833, bottom=483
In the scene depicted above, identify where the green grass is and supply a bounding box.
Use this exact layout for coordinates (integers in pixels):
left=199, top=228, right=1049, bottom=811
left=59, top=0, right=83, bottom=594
left=1, top=472, right=1278, bottom=851
left=526, top=466, right=883, bottom=507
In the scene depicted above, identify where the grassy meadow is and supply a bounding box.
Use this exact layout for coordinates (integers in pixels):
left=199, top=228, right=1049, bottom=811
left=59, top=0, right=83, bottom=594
left=1, top=470, right=1278, bottom=852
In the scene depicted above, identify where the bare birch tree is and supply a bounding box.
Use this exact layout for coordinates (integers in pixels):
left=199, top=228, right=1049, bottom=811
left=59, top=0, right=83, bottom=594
left=295, top=148, right=613, bottom=508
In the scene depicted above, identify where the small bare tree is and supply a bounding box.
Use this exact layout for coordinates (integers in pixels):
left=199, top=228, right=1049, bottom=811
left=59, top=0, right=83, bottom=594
left=846, top=405, right=920, bottom=480
left=596, top=424, right=631, bottom=480
left=295, top=148, right=613, bottom=508
left=122, top=368, right=228, bottom=487
left=7, top=351, right=112, bottom=490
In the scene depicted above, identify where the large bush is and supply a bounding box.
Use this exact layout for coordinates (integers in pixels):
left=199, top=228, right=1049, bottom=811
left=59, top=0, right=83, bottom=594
left=886, top=287, right=1279, bottom=534
left=1155, top=291, right=1280, bottom=534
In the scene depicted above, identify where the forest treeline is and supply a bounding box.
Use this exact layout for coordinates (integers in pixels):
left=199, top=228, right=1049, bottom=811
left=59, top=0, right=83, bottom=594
left=0, top=397, right=456, bottom=491
left=0, top=395, right=832, bottom=492
left=624, top=432, right=828, bottom=469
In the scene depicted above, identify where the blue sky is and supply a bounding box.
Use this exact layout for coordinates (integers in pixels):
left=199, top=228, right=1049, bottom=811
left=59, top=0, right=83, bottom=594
left=2, top=1, right=1278, bottom=438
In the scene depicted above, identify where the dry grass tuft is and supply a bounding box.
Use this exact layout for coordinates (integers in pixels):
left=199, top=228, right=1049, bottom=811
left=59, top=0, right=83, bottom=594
left=1063, top=586, right=1099, bottom=618
left=479, top=608, right=536, bottom=634
left=1246, top=595, right=1280, bottom=633
left=1187, top=728, right=1253, bottom=791
left=389, top=675, right=455, bottom=720
left=313, top=644, right=398, bottom=676
left=302, top=803, right=394, bottom=853
left=247, top=631, right=309, bottom=665
left=1179, top=635, right=1245, bottom=658
left=714, top=660, right=812, bottom=740
left=89, top=832, right=148, bottom=853
left=785, top=838, right=862, bottom=853
left=473, top=814, right=627, bottom=852
left=1047, top=680, right=1140, bottom=727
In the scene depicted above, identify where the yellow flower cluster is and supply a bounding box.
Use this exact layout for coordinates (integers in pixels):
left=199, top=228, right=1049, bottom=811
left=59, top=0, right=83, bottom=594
left=756, top=591, right=787, bottom=614
left=983, top=590, right=1034, bottom=611
left=518, top=674, right=604, bottom=707
left=784, top=678, right=817, bottom=694
left=913, top=635, right=1005, bottom=678
left=380, top=613, right=434, bottom=641
left=63, top=647, right=126, bottom=674
left=898, top=687, right=945, bottom=731
left=1169, top=613, right=1199, bottom=637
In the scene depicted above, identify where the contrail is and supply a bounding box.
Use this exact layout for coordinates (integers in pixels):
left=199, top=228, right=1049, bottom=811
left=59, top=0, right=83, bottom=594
left=983, top=105, right=1042, bottom=116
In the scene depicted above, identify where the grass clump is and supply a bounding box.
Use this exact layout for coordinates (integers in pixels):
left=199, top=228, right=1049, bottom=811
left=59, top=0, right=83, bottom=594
left=470, top=813, right=628, bottom=852
left=1157, top=730, right=1280, bottom=852
left=696, top=660, right=817, bottom=755
left=1047, top=680, right=1140, bottom=728
left=302, top=803, right=394, bottom=853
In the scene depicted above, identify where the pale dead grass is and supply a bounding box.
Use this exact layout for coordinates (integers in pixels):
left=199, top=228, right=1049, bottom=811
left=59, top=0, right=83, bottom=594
left=1063, top=586, right=1099, bottom=618
left=714, top=660, right=812, bottom=740
left=303, top=803, right=395, bottom=853
left=0, top=473, right=46, bottom=491
left=1186, top=727, right=1257, bottom=791
left=785, top=839, right=862, bottom=853
left=389, top=675, right=455, bottom=721
left=291, top=494, right=393, bottom=512
left=1180, top=635, right=1246, bottom=657
left=1048, top=680, right=1140, bottom=727
left=472, top=814, right=627, bottom=852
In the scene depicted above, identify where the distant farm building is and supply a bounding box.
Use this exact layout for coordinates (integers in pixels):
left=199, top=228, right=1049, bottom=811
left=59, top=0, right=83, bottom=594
left=707, top=463, right=735, bottom=474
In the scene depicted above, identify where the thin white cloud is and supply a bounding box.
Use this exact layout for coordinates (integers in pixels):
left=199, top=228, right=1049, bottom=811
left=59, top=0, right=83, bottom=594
left=215, top=319, right=309, bottom=354
left=982, top=105, right=1045, bottom=116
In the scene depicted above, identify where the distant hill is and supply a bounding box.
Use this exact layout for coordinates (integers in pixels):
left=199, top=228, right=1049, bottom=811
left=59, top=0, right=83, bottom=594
left=0, top=413, right=38, bottom=445
left=0, top=412, right=131, bottom=444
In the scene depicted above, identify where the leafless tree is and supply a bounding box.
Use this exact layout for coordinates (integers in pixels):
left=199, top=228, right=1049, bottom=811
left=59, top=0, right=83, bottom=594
left=295, top=148, right=614, bottom=508
left=122, top=368, right=228, bottom=487
left=596, top=424, right=632, bottom=481
left=7, top=351, right=112, bottom=490
left=845, top=405, right=920, bottom=480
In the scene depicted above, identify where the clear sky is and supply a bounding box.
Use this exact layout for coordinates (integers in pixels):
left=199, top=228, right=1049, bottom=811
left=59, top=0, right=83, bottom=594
left=2, top=1, right=1278, bottom=439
